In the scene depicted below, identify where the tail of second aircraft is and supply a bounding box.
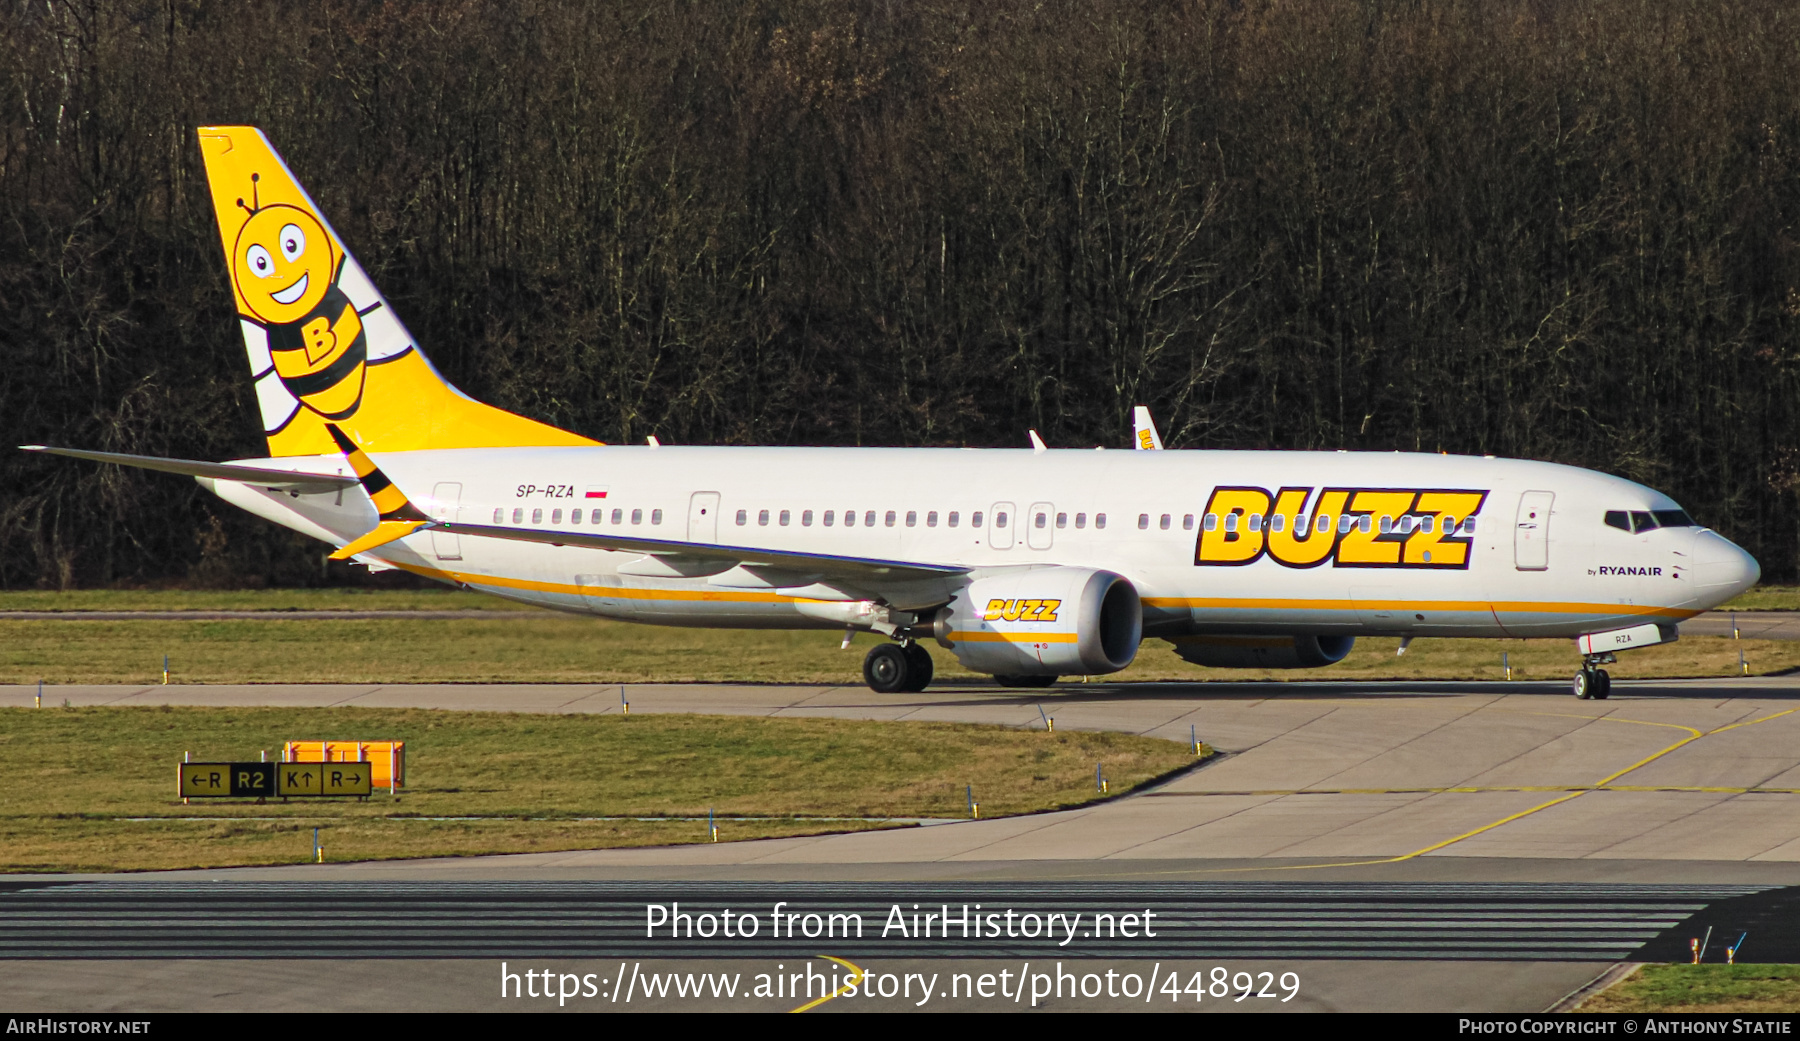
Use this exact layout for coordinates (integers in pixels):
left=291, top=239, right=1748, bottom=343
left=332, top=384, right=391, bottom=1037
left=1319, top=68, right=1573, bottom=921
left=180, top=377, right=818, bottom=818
left=197, top=127, right=595, bottom=457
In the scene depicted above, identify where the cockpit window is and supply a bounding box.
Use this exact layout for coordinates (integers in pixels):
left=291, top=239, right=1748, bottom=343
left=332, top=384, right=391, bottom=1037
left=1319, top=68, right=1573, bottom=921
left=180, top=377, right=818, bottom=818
left=1608, top=508, right=1698, bottom=533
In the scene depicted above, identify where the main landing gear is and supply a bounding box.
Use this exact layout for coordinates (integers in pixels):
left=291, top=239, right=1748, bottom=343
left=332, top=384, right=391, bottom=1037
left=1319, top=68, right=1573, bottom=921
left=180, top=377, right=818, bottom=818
left=1573, top=654, right=1615, bottom=700
left=864, top=641, right=934, bottom=694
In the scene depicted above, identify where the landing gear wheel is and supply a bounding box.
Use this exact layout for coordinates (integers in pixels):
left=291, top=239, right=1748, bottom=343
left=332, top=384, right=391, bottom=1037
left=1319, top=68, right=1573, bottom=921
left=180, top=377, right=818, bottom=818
left=1593, top=669, right=1611, bottom=700
left=901, top=643, right=934, bottom=692
left=995, top=674, right=1057, bottom=688
left=1573, top=668, right=1593, bottom=699
left=864, top=643, right=912, bottom=694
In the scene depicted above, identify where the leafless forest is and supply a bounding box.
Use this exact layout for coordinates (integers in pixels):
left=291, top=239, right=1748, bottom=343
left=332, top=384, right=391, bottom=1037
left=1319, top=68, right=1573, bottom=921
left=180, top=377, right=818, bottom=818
left=4, top=0, right=1799, bottom=588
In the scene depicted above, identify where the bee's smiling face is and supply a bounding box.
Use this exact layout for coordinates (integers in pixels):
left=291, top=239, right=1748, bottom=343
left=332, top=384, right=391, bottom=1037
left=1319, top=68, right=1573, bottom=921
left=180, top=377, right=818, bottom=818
left=233, top=205, right=334, bottom=324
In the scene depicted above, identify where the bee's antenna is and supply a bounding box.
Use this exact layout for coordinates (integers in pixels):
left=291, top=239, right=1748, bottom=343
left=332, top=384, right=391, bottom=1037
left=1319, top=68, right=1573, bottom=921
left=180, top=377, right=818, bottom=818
left=236, top=173, right=262, bottom=215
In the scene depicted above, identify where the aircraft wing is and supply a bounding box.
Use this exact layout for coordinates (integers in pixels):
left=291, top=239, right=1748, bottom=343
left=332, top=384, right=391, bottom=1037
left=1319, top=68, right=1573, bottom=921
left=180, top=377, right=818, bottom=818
left=438, top=521, right=968, bottom=584
left=20, top=445, right=358, bottom=494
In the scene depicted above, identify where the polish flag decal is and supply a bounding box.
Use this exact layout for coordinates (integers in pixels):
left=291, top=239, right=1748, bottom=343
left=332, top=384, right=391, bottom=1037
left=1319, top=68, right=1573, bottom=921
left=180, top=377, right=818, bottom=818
left=585, top=486, right=609, bottom=499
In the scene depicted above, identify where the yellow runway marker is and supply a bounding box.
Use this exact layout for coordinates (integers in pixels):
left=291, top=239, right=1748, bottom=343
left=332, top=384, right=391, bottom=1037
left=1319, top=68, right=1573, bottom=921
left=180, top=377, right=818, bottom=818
left=791, top=955, right=865, bottom=1013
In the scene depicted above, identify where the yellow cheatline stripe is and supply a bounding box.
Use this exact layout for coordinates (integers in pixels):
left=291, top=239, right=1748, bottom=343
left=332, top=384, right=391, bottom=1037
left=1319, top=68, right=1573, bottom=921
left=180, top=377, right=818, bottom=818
left=330, top=520, right=431, bottom=561
left=791, top=955, right=866, bottom=1013
left=388, top=560, right=829, bottom=605
left=948, top=630, right=1080, bottom=644
left=1142, top=595, right=1697, bottom=619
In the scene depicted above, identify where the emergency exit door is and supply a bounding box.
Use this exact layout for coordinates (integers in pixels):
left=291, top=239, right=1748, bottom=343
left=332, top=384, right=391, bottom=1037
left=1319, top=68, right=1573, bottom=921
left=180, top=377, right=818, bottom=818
left=429, top=482, right=462, bottom=561
left=688, top=492, right=721, bottom=544
left=1514, top=490, right=1553, bottom=571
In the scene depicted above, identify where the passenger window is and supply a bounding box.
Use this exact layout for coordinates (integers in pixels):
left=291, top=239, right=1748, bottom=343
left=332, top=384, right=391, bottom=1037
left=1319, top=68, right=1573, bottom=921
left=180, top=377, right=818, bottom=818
left=823, top=510, right=835, bottom=526
left=551, top=509, right=563, bottom=524
left=1220, top=514, right=1234, bottom=533
left=1202, top=514, right=1217, bottom=532
left=1138, top=514, right=1150, bottom=530
left=865, top=510, right=877, bottom=527
left=1319, top=514, right=1333, bottom=534
left=1358, top=515, right=1371, bottom=534
left=1247, top=514, right=1261, bottom=533
left=1184, top=514, right=1195, bottom=530
left=1162, top=514, right=1173, bottom=531
left=1095, top=513, right=1107, bottom=529
left=758, top=509, right=770, bottom=526
left=780, top=510, right=791, bottom=526
left=1653, top=509, right=1693, bottom=528
left=845, top=510, right=856, bottom=527
left=1035, top=511, right=1047, bottom=529
left=948, top=511, right=959, bottom=527
left=1421, top=516, right=1434, bottom=534
left=1075, top=513, right=1087, bottom=529
left=802, top=509, right=813, bottom=526
left=1056, top=512, right=1067, bottom=528
left=651, top=509, right=663, bottom=525
left=926, top=511, right=938, bottom=527
left=1604, top=510, right=1630, bottom=532
left=1292, top=513, right=1306, bottom=533
left=995, top=511, right=1008, bottom=528
left=529, top=508, right=541, bottom=525
left=1631, top=511, right=1655, bottom=533
left=611, top=508, right=623, bottom=524
left=736, top=509, right=747, bottom=526
left=631, top=509, right=643, bottom=525
left=1270, top=514, right=1285, bottom=533
left=972, top=511, right=984, bottom=527
left=1379, top=516, right=1392, bottom=534
left=906, top=511, right=917, bottom=527
left=885, top=510, right=897, bottom=527
left=512, top=508, right=524, bottom=524
left=571, top=509, right=582, bottom=524
left=1462, top=518, right=1476, bottom=534
left=492, top=508, right=504, bottom=524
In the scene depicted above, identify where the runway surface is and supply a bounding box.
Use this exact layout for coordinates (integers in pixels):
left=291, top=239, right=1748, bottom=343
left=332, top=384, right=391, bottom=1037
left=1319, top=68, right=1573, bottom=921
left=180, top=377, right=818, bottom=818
left=8, top=674, right=1800, bottom=1012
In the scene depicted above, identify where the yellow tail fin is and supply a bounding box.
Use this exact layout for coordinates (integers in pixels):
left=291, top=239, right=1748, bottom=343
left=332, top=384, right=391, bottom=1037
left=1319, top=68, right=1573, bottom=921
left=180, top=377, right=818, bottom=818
left=197, top=127, right=596, bottom=457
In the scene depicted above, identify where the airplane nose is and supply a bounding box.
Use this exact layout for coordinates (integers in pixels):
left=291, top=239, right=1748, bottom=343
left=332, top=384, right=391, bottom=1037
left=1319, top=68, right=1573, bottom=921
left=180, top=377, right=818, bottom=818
left=1692, top=529, right=1760, bottom=601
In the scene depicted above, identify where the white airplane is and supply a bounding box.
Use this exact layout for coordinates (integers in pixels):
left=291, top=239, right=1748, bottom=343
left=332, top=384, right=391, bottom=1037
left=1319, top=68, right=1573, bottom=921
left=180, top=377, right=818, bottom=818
left=22, top=128, right=1761, bottom=699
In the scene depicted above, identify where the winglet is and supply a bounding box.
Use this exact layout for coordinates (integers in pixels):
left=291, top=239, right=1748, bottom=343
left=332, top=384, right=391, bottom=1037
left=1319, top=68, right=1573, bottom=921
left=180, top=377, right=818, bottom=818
left=1028, top=430, right=1047, bottom=454
left=1132, top=406, right=1164, bottom=450
left=325, top=423, right=431, bottom=560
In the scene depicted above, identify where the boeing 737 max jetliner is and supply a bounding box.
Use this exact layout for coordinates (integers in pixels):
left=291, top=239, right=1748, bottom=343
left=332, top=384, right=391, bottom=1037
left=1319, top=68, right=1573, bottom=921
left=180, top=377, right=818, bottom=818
left=22, top=128, right=1762, bottom=697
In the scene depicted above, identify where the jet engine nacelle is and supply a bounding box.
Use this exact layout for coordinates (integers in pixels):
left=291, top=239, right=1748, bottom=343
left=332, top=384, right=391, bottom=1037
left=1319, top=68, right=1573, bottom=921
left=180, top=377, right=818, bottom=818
left=935, top=568, right=1142, bottom=676
left=1172, top=634, right=1355, bottom=669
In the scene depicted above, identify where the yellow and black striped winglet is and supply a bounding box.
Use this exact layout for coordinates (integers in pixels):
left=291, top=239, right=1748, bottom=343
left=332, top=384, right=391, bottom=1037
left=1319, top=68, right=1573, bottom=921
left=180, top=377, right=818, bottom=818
left=326, top=423, right=429, bottom=523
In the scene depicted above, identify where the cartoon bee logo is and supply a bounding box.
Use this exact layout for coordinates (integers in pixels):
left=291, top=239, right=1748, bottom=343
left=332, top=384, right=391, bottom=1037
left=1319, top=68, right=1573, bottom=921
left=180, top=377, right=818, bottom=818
left=232, top=173, right=367, bottom=421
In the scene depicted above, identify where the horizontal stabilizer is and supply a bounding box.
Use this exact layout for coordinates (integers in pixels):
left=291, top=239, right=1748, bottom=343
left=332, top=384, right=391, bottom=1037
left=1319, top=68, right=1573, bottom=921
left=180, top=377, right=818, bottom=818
left=330, top=519, right=432, bottom=561
left=19, top=445, right=357, bottom=494
left=439, top=522, right=968, bottom=584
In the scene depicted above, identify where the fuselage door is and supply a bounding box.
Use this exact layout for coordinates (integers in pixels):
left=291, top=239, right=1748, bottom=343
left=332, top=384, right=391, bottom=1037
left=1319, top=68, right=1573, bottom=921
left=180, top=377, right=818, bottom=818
left=989, top=501, right=1017, bottom=550
left=1515, top=490, right=1554, bottom=571
left=429, top=482, right=462, bottom=561
left=688, top=491, right=721, bottom=544
left=1026, top=501, right=1055, bottom=550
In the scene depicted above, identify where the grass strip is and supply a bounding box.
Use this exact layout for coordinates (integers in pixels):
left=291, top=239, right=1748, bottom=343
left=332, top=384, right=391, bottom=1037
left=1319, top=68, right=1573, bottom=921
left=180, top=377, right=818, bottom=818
left=0, top=614, right=1793, bottom=685
left=1581, top=965, right=1800, bottom=1013
left=0, top=706, right=1198, bottom=872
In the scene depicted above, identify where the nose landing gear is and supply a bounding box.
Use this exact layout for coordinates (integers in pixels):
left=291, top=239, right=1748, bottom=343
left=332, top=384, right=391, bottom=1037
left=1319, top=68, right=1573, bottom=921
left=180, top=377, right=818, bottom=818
left=1573, top=653, right=1615, bottom=700
left=863, top=641, right=934, bottom=693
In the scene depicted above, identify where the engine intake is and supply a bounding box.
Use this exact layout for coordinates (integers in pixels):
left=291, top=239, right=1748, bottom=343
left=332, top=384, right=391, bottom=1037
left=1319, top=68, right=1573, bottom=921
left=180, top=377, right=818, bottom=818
left=935, top=568, right=1141, bottom=676
left=1171, top=634, right=1355, bottom=670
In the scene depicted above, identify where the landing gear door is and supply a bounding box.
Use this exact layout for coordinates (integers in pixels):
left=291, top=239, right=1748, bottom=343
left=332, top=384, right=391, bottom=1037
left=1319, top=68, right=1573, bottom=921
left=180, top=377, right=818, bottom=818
left=989, top=502, right=1017, bottom=550
left=429, top=482, right=462, bottom=561
left=688, top=491, right=721, bottom=544
left=1515, top=490, right=1554, bottom=571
